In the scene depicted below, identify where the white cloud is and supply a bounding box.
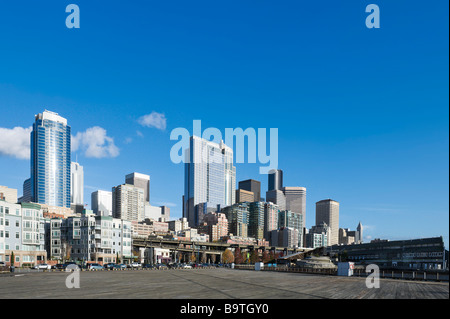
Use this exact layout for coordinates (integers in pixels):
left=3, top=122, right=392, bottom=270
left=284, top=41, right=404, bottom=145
left=72, top=126, right=119, bottom=158
left=0, top=126, right=32, bottom=159
left=138, top=112, right=167, bottom=130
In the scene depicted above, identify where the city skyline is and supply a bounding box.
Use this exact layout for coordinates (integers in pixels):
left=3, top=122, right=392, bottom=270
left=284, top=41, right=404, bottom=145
left=0, top=1, right=448, bottom=247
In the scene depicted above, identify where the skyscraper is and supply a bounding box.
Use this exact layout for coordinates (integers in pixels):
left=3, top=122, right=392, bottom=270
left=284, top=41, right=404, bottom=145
left=31, top=111, right=71, bottom=208
left=221, top=202, right=249, bottom=238
left=235, top=189, right=254, bottom=203
left=183, top=136, right=236, bottom=227
left=91, top=190, right=113, bottom=216
left=315, top=199, right=339, bottom=246
left=283, top=186, right=306, bottom=231
left=248, top=201, right=265, bottom=240
left=268, top=169, right=283, bottom=191
left=264, top=202, right=279, bottom=244
left=238, top=179, right=261, bottom=202
left=266, top=189, right=286, bottom=210
left=125, top=172, right=150, bottom=203
left=278, top=210, right=303, bottom=247
left=112, top=184, right=145, bottom=222
left=71, top=162, right=84, bottom=205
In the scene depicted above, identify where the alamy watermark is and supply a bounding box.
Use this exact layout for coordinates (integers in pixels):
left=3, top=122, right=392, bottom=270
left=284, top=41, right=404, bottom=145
left=365, top=264, right=380, bottom=289
left=170, top=120, right=278, bottom=174
left=65, top=264, right=80, bottom=289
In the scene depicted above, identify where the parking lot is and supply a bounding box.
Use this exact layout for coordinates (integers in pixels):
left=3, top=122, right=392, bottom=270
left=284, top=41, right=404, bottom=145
left=0, top=267, right=448, bottom=299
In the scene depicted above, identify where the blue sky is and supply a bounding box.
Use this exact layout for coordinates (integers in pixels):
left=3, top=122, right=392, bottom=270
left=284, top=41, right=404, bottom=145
left=0, top=1, right=448, bottom=247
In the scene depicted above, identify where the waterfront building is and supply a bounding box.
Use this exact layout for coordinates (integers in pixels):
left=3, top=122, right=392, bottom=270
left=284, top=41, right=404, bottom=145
left=0, top=199, right=46, bottom=266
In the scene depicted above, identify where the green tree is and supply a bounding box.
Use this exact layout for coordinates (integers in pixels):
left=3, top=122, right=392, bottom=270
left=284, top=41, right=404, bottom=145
left=10, top=251, right=15, bottom=267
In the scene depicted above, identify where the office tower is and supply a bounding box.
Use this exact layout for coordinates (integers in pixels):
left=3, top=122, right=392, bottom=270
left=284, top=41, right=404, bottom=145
left=266, top=189, right=286, bottom=210
left=315, top=199, right=339, bottom=246
left=112, top=184, right=145, bottom=222
left=71, top=162, right=84, bottom=205
left=248, top=202, right=264, bottom=240
left=264, top=202, right=279, bottom=244
left=125, top=172, right=150, bottom=203
left=184, top=136, right=236, bottom=227
left=221, top=202, right=249, bottom=238
left=271, top=227, right=299, bottom=248
left=278, top=210, right=303, bottom=247
left=339, top=228, right=356, bottom=245
left=235, top=189, right=254, bottom=203
left=307, top=222, right=330, bottom=248
left=91, top=190, right=113, bottom=216
left=18, top=178, right=31, bottom=203
left=160, top=206, right=170, bottom=221
left=31, top=111, right=71, bottom=208
left=200, top=212, right=229, bottom=242
left=356, top=222, right=363, bottom=244
left=268, top=169, right=283, bottom=191
left=283, top=186, right=306, bottom=231
left=238, top=179, right=261, bottom=202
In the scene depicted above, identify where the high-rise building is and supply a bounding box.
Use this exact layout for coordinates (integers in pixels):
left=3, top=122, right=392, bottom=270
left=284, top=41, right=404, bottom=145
left=307, top=222, right=330, bottom=248
left=248, top=202, right=264, bottom=240
left=112, top=184, right=145, bottom=222
left=271, top=227, right=299, bottom=248
left=31, top=111, right=71, bottom=208
left=238, top=179, right=261, bottom=202
left=356, top=222, right=363, bottom=244
left=199, top=212, right=229, bottom=242
left=283, top=186, right=306, bottom=227
left=71, top=162, right=84, bottom=205
left=221, top=202, right=249, bottom=238
left=268, top=169, right=283, bottom=191
left=235, top=189, right=254, bottom=203
left=315, top=199, right=339, bottom=246
left=91, top=190, right=113, bottom=216
left=125, top=172, right=150, bottom=203
left=278, top=210, right=303, bottom=247
left=266, top=189, right=286, bottom=210
left=263, top=202, right=279, bottom=245
left=183, top=136, right=236, bottom=227
left=18, top=178, right=32, bottom=203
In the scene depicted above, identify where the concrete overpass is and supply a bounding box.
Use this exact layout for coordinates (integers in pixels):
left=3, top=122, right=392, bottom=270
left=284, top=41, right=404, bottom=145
left=132, top=237, right=311, bottom=263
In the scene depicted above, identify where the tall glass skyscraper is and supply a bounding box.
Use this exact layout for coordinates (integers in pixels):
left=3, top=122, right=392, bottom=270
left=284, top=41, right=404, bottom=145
left=31, top=111, right=71, bottom=208
left=183, top=136, right=236, bottom=227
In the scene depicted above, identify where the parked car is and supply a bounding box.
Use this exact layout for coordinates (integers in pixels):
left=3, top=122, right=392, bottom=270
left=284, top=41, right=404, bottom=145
left=104, top=263, right=115, bottom=270
left=34, top=263, right=51, bottom=270
left=142, top=264, right=155, bottom=269
left=54, top=264, right=66, bottom=270
left=113, top=264, right=127, bottom=270
left=131, top=262, right=142, bottom=268
left=182, top=263, right=192, bottom=269
left=87, top=263, right=103, bottom=270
